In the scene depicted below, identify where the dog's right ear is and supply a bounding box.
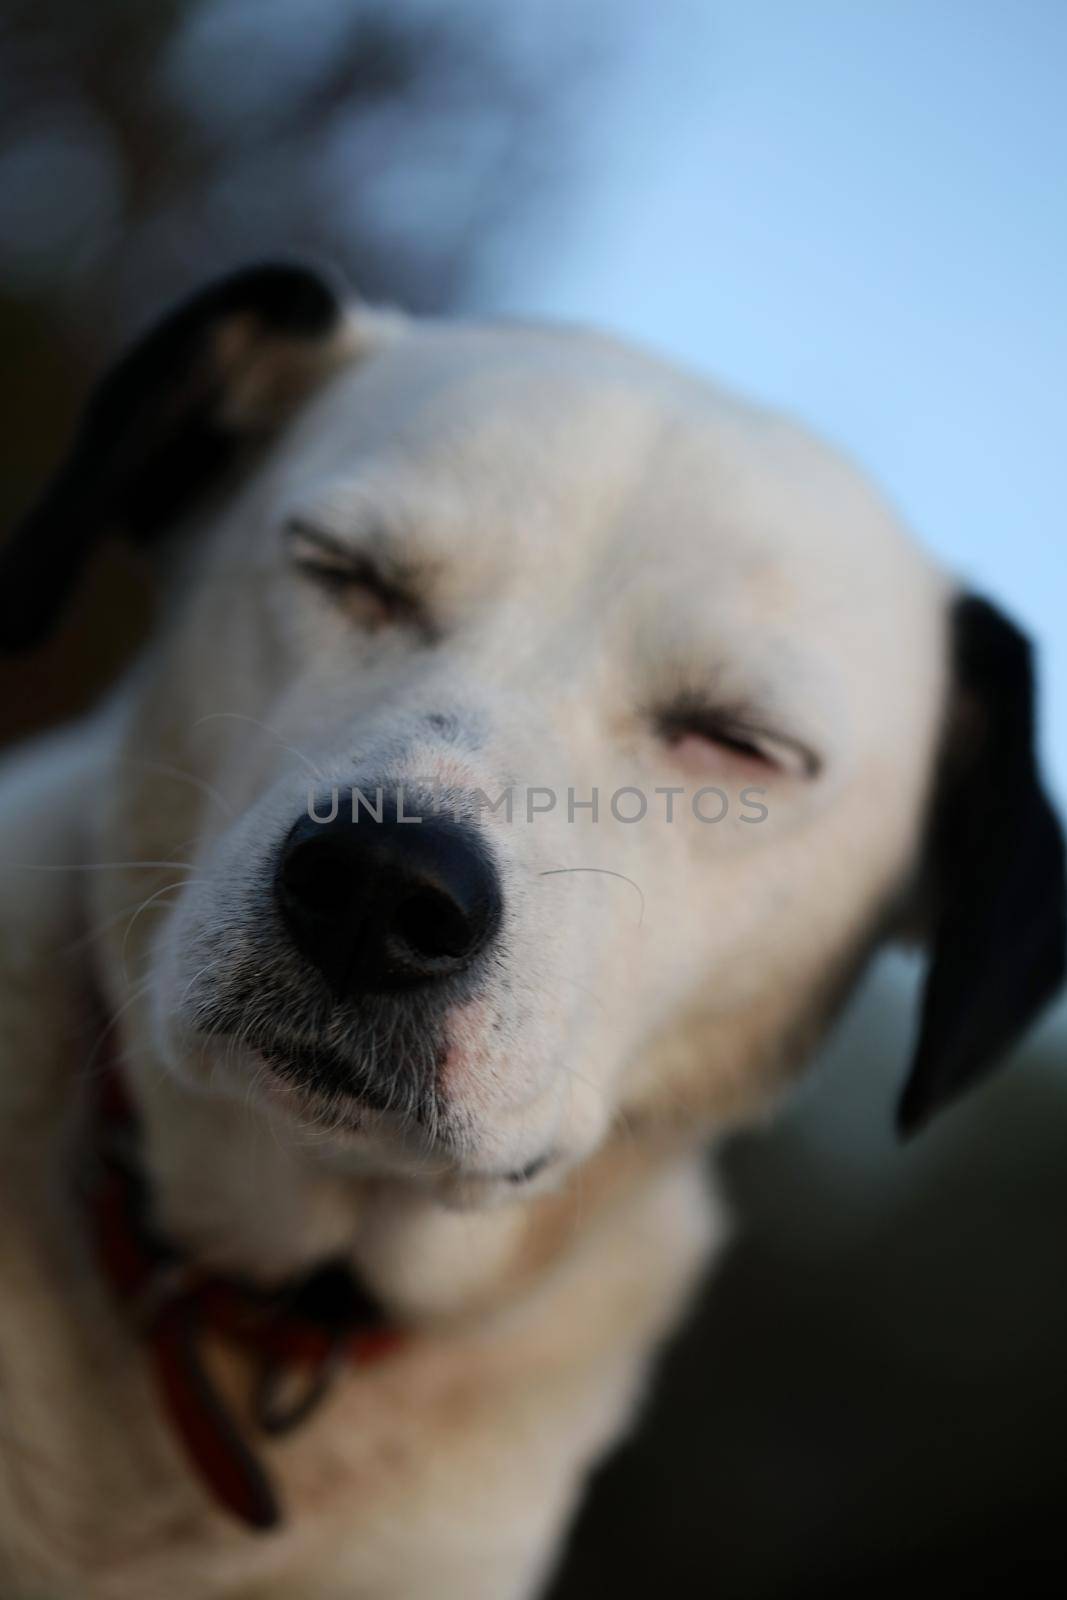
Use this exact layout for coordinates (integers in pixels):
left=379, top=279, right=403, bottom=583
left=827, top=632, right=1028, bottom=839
left=898, top=595, right=1067, bottom=1133
left=0, top=262, right=350, bottom=652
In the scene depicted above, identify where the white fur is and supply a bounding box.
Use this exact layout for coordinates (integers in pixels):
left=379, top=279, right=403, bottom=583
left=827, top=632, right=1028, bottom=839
left=0, top=307, right=951, bottom=1595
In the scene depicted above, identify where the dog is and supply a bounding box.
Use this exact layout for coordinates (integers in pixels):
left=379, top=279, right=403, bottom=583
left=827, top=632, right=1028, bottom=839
left=0, top=262, right=1062, bottom=1598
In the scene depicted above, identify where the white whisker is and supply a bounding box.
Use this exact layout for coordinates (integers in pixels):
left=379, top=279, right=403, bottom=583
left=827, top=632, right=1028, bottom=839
left=192, top=712, right=326, bottom=784
left=5, top=860, right=195, bottom=874
left=120, top=880, right=202, bottom=980
left=538, top=866, right=645, bottom=925
left=116, top=757, right=234, bottom=819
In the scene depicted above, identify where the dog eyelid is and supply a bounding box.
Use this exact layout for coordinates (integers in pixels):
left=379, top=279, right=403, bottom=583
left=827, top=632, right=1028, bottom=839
left=283, top=519, right=421, bottom=625
left=656, top=704, right=820, bottom=778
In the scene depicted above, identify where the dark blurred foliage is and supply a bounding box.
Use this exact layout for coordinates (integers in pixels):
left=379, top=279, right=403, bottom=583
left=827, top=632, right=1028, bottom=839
left=0, top=0, right=568, bottom=329
left=0, top=0, right=580, bottom=742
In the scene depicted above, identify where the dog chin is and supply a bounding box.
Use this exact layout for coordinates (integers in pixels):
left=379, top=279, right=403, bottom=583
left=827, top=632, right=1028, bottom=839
left=161, top=1025, right=565, bottom=1206
left=254, top=1066, right=567, bottom=1209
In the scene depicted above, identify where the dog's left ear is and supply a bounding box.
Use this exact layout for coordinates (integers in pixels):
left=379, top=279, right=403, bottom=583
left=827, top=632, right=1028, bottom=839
left=0, top=261, right=349, bottom=652
left=899, top=594, right=1066, bottom=1134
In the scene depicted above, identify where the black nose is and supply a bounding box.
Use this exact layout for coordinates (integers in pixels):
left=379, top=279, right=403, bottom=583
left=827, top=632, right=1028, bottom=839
left=275, top=800, right=502, bottom=996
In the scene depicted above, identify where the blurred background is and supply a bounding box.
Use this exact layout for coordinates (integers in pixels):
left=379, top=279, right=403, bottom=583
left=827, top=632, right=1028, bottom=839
left=0, top=2, right=1063, bottom=1593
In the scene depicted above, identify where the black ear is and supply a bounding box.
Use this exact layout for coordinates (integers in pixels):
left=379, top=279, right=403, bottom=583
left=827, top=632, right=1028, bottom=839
left=0, top=261, right=345, bottom=652
left=899, top=595, right=1067, bottom=1134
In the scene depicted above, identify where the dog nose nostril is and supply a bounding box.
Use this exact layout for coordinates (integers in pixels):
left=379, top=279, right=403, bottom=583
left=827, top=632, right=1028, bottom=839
left=395, top=887, right=478, bottom=962
left=280, top=840, right=355, bottom=917
left=275, top=805, right=501, bottom=996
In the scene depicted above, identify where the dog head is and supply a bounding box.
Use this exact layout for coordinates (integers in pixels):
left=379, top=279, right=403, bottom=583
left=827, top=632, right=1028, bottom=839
left=3, top=264, right=1063, bottom=1204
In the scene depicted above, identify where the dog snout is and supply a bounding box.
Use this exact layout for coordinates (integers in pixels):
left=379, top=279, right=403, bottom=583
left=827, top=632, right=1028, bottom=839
left=275, top=801, right=502, bottom=997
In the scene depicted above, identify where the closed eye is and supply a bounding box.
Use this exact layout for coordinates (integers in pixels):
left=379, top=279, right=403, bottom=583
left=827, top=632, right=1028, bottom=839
left=656, top=704, right=819, bottom=778
left=284, top=519, right=424, bottom=632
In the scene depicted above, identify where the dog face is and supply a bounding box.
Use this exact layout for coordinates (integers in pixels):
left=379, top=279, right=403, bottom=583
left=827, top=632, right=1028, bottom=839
left=2, top=266, right=1063, bottom=1205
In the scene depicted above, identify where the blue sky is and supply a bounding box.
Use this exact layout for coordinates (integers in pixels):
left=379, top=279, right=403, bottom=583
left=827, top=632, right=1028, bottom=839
left=486, top=0, right=1066, bottom=797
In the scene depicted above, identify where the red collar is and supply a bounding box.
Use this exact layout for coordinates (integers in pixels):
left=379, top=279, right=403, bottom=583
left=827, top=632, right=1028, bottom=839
left=82, top=1062, right=404, bottom=1531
